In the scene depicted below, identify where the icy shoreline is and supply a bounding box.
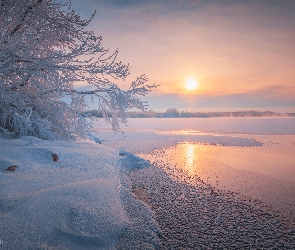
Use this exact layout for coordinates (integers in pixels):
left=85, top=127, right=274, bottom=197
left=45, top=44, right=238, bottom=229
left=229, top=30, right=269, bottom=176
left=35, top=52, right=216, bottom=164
left=1, top=130, right=295, bottom=249
left=129, top=164, right=295, bottom=249
left=104, top=130, right=295, bottom=248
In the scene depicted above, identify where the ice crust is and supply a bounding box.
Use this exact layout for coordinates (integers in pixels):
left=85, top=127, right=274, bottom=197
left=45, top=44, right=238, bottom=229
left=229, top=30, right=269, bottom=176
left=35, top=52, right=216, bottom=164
left=94, top=130, right=263, bottom=154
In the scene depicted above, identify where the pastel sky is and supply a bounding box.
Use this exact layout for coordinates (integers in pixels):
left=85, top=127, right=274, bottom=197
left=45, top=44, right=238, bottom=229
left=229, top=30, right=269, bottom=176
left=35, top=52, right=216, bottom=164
left=71, top=0, right=295, bottom=112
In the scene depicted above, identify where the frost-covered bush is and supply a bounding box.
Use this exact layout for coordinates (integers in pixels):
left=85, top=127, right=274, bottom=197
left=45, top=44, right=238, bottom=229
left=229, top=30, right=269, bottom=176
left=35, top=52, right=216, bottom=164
left=0, top=0, right=156, bottom=140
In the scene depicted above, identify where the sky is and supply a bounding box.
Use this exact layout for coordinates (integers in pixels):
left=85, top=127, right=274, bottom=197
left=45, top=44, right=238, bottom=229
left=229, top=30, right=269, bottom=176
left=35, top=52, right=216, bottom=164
left=71, top=0, right=295, bottom=112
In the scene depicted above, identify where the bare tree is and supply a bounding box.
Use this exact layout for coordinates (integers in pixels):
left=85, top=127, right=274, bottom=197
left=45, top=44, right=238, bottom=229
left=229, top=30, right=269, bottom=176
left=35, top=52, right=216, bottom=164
left=0, top=0, right=156, bottom=140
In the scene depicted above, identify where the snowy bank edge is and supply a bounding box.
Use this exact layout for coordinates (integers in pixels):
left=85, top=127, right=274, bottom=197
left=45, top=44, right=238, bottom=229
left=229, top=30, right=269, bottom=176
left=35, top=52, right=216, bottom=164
left=0, top=136, right=160, bottom=249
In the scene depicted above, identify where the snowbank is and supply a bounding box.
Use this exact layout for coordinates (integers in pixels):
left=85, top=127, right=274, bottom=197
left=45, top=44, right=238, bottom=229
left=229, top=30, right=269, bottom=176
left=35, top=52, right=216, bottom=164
left=0, top=136, right=158, bottom=249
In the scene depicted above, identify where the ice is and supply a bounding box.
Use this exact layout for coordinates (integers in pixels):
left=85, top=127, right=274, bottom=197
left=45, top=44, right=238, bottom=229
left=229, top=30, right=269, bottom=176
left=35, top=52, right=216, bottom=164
left=129, top=164, right=295, bottom=249
left=93, top=130, right=263, bottom=154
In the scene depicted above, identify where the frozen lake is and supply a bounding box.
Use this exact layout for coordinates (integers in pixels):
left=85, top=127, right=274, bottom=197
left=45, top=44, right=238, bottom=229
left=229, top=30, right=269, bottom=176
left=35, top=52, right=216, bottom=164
left=94, top=117, right=295, bottom=180
left=93, top=117, right=295, bottom=134
left=94, top=117, right=295, bottom=235
left=94, top=117, right=295, bottom=181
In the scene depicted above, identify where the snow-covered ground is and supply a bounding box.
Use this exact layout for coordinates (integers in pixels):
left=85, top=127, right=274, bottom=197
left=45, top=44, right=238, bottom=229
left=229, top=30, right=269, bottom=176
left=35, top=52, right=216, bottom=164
left=1, top=117, right=295, bottom=249
left=0, top=135, right=158, bottom=249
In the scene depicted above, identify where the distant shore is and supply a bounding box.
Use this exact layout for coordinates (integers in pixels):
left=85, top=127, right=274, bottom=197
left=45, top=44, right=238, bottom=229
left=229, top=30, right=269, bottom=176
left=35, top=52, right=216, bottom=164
left=86, top=109, right=295, bottom=119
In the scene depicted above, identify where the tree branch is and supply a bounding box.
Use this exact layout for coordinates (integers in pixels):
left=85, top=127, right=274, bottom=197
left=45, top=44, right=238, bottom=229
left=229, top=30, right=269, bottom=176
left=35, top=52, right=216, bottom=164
left=10, top=0, right=43, bottom=36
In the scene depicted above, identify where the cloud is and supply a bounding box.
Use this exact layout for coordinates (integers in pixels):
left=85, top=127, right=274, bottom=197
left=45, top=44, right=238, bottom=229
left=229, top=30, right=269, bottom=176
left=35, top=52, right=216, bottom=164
left=143, top=82, right=295, bottom=110
left=96, top=0, right=150, bottom=8
left=79, top=0, right=295, bottom=15
left=141, top=91, right=295, bottom=112
left=70, top=0, right=295, bottom=112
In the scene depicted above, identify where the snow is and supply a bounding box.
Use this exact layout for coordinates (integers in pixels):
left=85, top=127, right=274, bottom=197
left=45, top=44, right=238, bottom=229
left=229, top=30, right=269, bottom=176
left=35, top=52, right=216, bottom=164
left=88, top=132, right=104, bottom=144
left=0, top=135, right=158, bottom=249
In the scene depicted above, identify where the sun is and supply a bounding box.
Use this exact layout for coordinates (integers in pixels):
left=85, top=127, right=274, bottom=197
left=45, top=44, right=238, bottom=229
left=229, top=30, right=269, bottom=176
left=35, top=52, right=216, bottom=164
left=185, top=79, right=198, bottom=91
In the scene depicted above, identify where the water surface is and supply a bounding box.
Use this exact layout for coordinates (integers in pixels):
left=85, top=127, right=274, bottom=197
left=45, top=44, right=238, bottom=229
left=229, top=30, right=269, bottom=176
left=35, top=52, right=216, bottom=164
left=94, top=117, right=295, bottom=134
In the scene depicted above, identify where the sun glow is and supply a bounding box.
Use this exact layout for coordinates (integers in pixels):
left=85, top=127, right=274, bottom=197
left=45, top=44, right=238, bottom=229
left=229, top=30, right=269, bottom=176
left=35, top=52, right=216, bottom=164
left=185, top=79, right=198, bottom=91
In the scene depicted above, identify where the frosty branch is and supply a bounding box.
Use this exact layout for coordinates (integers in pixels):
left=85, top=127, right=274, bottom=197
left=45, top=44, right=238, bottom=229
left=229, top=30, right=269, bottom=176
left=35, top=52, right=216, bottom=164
left=0, top=0, right=157, bottom=140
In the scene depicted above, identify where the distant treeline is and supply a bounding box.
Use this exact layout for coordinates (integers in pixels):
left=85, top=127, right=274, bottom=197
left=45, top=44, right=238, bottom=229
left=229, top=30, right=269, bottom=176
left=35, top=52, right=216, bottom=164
left=84, top=108, right=295, bottom=118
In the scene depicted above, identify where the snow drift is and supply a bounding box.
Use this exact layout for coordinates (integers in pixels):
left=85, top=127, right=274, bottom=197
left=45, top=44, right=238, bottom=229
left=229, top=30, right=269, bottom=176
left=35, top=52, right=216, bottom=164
left=0, top=135, right=159, bottom=249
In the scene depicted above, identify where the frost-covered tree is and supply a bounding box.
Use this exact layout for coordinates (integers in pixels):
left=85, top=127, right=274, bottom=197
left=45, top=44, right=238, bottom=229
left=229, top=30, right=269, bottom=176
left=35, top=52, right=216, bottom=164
left=0, top=0, right=156, bottom=140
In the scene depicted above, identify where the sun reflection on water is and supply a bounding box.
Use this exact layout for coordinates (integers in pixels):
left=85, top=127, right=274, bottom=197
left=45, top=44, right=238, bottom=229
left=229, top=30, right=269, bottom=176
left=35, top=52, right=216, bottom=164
left=138, top=141, right=295, bottom=228
left=184, top=144, right=197, bottom=174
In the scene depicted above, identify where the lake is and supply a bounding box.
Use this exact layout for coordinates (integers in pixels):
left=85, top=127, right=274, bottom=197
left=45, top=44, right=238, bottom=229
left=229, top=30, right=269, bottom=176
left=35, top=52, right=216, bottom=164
left=93, top=117, right=295, bottom=135
left=93, top=117, right=295, bottom=230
